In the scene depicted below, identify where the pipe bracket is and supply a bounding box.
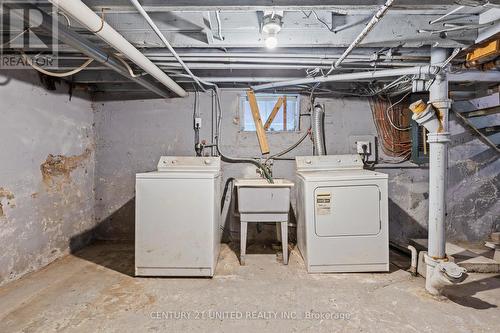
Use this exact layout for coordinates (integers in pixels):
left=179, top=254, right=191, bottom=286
left=429, top=99, right=452, bottom=110
left=427, top=132, right=450, bottom=143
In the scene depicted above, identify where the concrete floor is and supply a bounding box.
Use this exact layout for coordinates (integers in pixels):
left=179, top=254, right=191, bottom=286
left=0, top=241, right=499, bottom=333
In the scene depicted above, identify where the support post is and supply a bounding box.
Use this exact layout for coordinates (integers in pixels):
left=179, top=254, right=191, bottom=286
left=422, top=48, right=467, bottom=296
left=427, top=48, right=450, bottom=261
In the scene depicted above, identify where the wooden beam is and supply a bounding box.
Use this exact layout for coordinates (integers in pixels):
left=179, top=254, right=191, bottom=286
left=283, top=95, right=287, bottom=131
left=263, top=97, right=284, bottom=130
left=246, top=90, right=270, bottom=155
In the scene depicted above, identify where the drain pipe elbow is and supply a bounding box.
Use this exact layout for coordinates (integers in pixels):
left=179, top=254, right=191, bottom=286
left=424, top=254, right=467, bottom=296
left=407, top=245, right=418, bottom=276
left=409, top=100, right=443, bottom=133
left=312, top=104, right=326, bottom=156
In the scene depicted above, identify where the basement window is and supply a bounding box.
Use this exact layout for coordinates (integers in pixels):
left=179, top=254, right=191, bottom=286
left=240, top=94, right=299, bottom=132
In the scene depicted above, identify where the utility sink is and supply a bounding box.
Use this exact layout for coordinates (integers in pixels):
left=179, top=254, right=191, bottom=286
left=234, top=178, right=294, bottom=222
left=235, top=178, right=294, bottom=266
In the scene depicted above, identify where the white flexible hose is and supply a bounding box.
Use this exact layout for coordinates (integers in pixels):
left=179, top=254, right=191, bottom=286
left=21, top=52, right=94, bottom=77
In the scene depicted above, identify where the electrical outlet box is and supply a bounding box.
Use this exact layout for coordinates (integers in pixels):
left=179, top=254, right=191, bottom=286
left=194, top=117, right=202, bottom=129
left=349, top=135, right=377, bottom=162
left=356, top=141, right=371, bottom=154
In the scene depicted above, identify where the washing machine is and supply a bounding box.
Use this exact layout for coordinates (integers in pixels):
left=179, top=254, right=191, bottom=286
left=135, top=156, right=222, bottom=277
left=296, top=155, right=389, bottom=273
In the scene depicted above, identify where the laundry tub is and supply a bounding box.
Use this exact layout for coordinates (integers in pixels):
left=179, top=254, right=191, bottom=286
left=234, top=178, right=294, bottom=265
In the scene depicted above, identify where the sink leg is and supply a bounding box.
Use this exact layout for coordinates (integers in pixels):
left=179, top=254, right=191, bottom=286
left=281, top=221, right=288, bottom=265
left=276, top=222, right=281, bottom=242
left=240, top=221, right=247, bottom=265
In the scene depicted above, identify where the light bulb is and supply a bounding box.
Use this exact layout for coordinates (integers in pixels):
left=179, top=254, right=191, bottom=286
left=262, top=13, right=282, bottom=49
left=265, top=35, right=278, bottom=49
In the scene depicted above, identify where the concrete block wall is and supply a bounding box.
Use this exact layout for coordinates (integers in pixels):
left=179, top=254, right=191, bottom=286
left=0, top=71, right=96, bottom=286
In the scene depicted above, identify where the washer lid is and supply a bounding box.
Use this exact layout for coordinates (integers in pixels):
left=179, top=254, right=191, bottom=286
left=137, top=171, right=220, bottom=179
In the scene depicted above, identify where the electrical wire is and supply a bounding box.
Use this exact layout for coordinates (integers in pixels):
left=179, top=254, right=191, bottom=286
left=20, top=52, right=94, bottom=77
left=1, top=28, right=30, bottom=47
left=213, top=89, right=274, bottom=183
left=115, top=55, right=147, bottom=77
left=369, top=95, right=412, bottom=162
left=59, top=11, right=71, bottom=27
left=302, top=11, right=336, bottom=32
left=265, top=128, right=311, bottom=162
left=215, top=11, right=224, bottom=40
left=385, top=91, right=412, bottom=131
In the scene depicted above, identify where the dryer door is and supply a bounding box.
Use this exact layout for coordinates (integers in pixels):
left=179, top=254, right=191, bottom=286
left=314, top=185, right=381, bottom=237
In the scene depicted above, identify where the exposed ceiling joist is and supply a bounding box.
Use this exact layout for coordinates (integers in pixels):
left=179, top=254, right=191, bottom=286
left=82, top=0, right=500, bottom=12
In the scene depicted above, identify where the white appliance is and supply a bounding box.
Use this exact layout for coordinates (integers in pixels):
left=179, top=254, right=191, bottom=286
left=296, top=155, right=389, bottom=273
left=135, top=156, right=222, bottom=277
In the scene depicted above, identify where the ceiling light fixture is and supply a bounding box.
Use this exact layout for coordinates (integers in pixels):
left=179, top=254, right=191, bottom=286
left=262, top=11, right=283, bottom=49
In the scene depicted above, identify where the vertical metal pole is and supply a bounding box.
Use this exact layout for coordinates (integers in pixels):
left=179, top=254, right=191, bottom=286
left=429, top=49, right=450, bottom=131
left=427, top=48, right=451, bottom=260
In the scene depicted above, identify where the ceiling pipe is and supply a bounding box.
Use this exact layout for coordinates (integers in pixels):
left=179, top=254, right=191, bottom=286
left=157, top=64, right=429, bottom=71
left=8, top=3, right=170, bottom=98
left=49, top=0, right=187, bottom=97
left=252, top=65, right=441, bottom=90
left=147, top=57, right=426, bottom=66
left=144, top=52, right=429, bottom=60
left=327, top=0, right=395, bottom=74
left=178, top=71, right=500, bottom=83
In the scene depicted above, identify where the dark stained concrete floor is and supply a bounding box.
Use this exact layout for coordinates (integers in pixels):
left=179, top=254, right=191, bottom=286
left=0, top=241, right=499, bottom=332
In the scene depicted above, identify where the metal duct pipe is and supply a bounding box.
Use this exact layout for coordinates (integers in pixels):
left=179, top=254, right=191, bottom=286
left=9, top=3, right=169, bottom=98
left=312, top=105, right=326, bottom=156
left=49, top=0, right=187, bottom=97
left=252, top=66, right=440, bottom=91
left=328, top=0, right=394, bottom=73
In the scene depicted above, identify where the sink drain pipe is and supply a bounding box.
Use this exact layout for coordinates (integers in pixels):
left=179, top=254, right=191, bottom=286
left=410, top=47, right=467, bottom=295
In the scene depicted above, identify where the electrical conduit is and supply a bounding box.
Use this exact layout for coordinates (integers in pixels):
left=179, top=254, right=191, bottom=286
left=327, top=0, right=395, bottom=74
